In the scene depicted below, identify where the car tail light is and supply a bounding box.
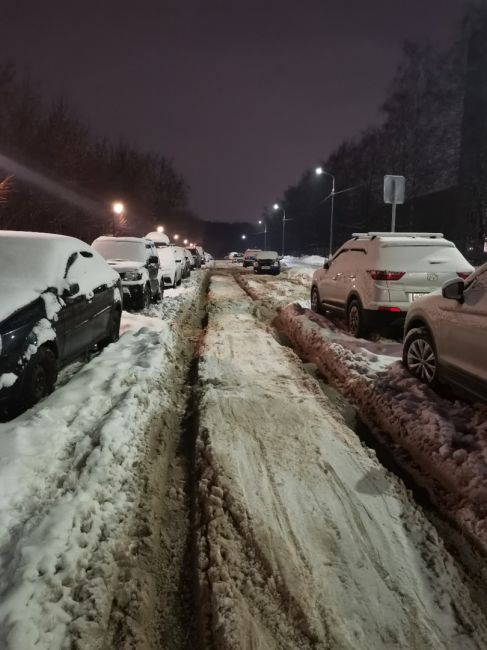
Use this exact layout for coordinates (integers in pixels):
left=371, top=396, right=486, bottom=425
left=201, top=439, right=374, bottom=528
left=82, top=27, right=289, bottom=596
left=378, top=306, right=402, bottom=313
left=457, top=272, right=471, bottom=280
left=367, top=270, right=405, bottom=281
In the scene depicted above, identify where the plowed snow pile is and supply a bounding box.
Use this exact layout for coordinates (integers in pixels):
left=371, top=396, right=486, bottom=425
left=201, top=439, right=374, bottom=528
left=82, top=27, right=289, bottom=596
left=195, top=273, right=487, bottom=649
left=276, top=304, right=487, bottom=554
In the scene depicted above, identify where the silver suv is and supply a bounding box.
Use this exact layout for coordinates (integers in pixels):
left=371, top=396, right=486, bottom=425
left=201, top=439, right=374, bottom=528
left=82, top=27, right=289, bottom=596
left=311, top=232, right=473, bottom=337
left=403, top=264, right=486, bottom=403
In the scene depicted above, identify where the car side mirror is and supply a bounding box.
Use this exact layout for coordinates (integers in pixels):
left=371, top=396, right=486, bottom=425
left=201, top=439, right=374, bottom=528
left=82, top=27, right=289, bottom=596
left=442, top=278, right=464, bottom=302
left=324, top=261, right=330, bottom=270
left=63, top=283, right=80, bottom=298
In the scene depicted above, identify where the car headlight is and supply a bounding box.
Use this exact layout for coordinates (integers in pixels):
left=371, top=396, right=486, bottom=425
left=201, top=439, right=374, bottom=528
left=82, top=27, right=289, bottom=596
left=123, top=271, right=143, bottom=281
left=273, top=261, right=279, bottom=266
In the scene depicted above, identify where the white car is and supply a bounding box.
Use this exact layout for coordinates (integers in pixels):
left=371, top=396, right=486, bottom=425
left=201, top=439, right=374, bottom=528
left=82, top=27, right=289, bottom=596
left=156, top=245, right=182, bottom=288
left=311, top=232, right=473, bottom=337
left=243, top=248, right=262, bottom=268
left=92, top=236, right=163, bottom=310
left=403, top=264, right=486, bottom=403
left=173, top=245, right=186, bottom=280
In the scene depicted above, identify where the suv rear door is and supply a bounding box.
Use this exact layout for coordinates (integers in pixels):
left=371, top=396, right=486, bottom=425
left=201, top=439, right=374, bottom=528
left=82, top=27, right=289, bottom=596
left=317, top=248, right=351, bottom=310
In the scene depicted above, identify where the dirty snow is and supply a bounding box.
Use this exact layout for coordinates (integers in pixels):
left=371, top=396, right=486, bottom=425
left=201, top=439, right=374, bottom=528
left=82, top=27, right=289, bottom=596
left=195, top=272, right=487, bottom=649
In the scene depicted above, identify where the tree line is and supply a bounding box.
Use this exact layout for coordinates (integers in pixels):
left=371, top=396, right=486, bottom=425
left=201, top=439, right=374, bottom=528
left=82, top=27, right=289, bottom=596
left=0, top=63, right=202, bottom=243
left=236, top=2, right=487, bottom=260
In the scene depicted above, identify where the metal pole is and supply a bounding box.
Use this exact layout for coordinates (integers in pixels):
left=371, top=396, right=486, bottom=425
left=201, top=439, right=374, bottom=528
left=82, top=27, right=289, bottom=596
left=282, top=209, right=285, bottom=256
left=112, top=213, right=115, bottom=236
left=391, top=201, right=397, bottom=232
left=329, top=176, right=335, bottom=258
left=264, top=223, right=267, bottom=250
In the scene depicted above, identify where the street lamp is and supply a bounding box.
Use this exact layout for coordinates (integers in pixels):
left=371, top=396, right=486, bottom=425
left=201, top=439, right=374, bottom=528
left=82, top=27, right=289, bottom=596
left=258, top=219, right=268, bottom=249
left=174, top=234, right=179, bottom=241
left=111, top=201, right=125, bottom=236
left=273, top=203, right=288, bottom=256
left=315, top=166, right=335, bottom=257
left=183, top=238, right=188, bottom=245
left=157, top=225, right=164, bottom=233
left=241, top=234, right=247, bottom=240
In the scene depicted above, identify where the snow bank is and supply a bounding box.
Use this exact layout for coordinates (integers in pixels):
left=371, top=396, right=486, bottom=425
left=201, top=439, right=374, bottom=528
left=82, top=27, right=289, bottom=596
left=276, top=304, right=487, bottom=553
left=194, top=273, right=487, bottom=649
left=0, top=271, right=208, bottom=649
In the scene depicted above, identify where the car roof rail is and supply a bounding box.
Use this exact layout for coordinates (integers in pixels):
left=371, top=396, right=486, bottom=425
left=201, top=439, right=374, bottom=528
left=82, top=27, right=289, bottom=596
left=354, top=231, right=445, bottom=239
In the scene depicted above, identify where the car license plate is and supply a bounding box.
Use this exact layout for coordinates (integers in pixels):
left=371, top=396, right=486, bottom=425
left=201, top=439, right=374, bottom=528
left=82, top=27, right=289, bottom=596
left=411, top=293, right=427, bottom=301
left=261, top=265, right=271, bottom=270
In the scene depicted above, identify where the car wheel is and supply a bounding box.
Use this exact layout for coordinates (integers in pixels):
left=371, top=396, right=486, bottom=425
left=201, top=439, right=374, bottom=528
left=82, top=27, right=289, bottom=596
left=100, top=309, right=121, bottom=348
left=347, top=299, right=369, bottom=338
left=19, top=347, right=57, bottom=410
left=310, top=286, right=322, bottom=314
left=403, top=327, right=438, bottom=386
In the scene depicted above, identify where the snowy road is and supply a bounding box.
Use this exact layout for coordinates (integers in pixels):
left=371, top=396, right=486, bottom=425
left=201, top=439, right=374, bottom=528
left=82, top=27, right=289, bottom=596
left=2, top=262, right=487, bottom=649
left=194, top=270, right=487, bottom=648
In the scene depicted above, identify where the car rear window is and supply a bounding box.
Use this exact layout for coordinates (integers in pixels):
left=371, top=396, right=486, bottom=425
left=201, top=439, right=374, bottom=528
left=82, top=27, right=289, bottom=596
left=378, top=244, right=471, bottom=270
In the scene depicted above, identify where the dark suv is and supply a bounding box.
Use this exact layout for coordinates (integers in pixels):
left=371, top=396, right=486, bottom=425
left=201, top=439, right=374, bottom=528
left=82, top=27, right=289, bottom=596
left=0, top=231, right=122, bottom=416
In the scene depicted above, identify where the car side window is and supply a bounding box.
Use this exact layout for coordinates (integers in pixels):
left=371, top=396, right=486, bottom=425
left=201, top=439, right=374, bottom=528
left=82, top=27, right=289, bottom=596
left=464, top=269, right=487, bottom=307
left=330, top=249, right=350, bottom=271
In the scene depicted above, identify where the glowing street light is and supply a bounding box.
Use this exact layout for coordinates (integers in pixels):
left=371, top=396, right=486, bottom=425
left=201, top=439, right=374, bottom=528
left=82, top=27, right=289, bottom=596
left=174, top=234, right=179, bottom=240
left=273, top=203, right=288, bottom=256
left=315, top=166, right=336, bottom=257
left=241, top=234, right=246, bottom=240
left=183, top=238, right=188, bottom=245
left=111, top=201, right=125, bottom=235
left=157, top=225, right=164, bottom=233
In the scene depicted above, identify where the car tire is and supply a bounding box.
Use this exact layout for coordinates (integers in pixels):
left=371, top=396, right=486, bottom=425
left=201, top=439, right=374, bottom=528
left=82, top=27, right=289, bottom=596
left=100, top=309, right=121, bottom=348
left=153, top=281, right=164, bottom=303
left=403, top=327, right=439, bottom=387
left=310, top=286, right=323, bottom=314
left=347, top=299, right=369, bottom=338
left=18, top=347, right=57, bottom=410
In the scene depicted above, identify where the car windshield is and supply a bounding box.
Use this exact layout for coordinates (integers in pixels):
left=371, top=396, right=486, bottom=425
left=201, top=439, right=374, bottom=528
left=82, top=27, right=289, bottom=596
left=93, top=239, right=146, bottom=263
left=0, top=236, right=62, bottom=284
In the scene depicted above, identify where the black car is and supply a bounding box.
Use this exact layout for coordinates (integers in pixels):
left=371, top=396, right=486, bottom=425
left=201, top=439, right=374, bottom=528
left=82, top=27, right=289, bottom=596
left=253, top=251, right=281, bottom=275
left=0, top=232, right=122, bottom=416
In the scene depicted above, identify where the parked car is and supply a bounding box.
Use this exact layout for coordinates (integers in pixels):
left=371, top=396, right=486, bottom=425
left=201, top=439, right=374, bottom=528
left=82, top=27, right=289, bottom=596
left=0, top=231, right=122, bottom=415
left=310, top=232, right=474, bottom=338
left=188, top=247, right=202, bottom=268
left=173, top=245, right=186, bottom=279
left=403, top=264, right=486, bottom=403
left=146, top=231, right=170, bottom=246
left=155, top=245, right=183, bottom=288
left=253, top=250, right=281, bottom=275
left=243, top=248, right=262, bottom=268
left=204, top=252, right=215, bottom=267
left=183, top=249, right=193, bottom=277
left=92, top=236, right=163, bottom=309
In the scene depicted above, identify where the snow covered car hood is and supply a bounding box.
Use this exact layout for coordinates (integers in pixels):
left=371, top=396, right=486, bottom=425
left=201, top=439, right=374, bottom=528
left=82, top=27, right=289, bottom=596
left=106, top=260, right=145, bottom=274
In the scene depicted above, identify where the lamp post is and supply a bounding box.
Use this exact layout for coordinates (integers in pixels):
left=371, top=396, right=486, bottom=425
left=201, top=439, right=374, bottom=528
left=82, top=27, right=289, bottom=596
left=315, top=167, right=335, bottom=257
left=112, top=201, right=125, bottom=236
left=174, top=234, right=179, bottom=241
left=241, top=234, right=247, bottom=241
left=273, top=203, right=288, bottom=256
left=157, top=225, right=164, bottom=233
left=258, top=219, right=267, bottom=249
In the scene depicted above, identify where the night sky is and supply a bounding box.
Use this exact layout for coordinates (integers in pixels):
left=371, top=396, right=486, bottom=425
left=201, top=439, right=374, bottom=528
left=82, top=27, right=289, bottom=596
left=1, top=0, right=464, bottom=223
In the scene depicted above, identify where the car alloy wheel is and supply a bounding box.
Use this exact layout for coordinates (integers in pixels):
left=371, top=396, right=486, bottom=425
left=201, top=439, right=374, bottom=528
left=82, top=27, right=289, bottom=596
left=311, top=287, right=320, bottom=313
left=406, top=336, right=437, bottom=385
left=348, top=302, right=360, bottom=337
left=143, top=285, right=151, bottom=309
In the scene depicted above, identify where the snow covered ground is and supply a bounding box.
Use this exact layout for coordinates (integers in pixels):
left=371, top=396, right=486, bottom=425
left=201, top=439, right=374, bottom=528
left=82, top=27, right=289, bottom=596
left=235, top=263, right=487, bottom=557
left=194, top=272, right=487, bottom=649
left=0, top=271, right=207, bottom=650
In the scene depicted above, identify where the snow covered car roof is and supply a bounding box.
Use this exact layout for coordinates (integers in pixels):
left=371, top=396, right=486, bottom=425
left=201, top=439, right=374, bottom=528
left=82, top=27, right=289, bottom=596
left=146, top=231, right=170, bottom=245
left=0, top=231, right=119, bottom=322
left=255, top=250, right=279, bottom=260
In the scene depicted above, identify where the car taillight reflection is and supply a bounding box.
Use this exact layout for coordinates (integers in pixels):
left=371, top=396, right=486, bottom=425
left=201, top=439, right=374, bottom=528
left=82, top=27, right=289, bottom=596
left=367, top=270, right=405, bottom=281
left=457, top=272, right=471, bottom=280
